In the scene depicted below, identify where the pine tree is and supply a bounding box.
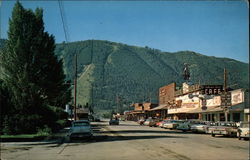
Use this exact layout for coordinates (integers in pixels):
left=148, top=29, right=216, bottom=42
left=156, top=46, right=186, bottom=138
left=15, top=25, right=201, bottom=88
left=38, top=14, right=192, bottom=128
left=0, top=2, right=71, bottom=134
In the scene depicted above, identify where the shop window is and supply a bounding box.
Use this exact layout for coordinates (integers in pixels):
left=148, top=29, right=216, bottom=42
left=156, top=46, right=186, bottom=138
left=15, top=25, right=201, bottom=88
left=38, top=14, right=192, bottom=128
left=212, top=114, right=216, bottom=122
left=204, top=114, right=207, bottom=121
left=233, top=113, right=240, bottom=122
left=207, top=114, right=210, bottom=121
left=220, top=113, right=225, bottom=121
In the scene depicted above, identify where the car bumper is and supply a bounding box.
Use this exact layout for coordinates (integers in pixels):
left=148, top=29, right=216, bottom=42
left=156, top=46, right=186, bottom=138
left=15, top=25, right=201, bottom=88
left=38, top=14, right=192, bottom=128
left=240, top=133, right=250, bottom=138
left=213, top=130, right=227, bottom=135
left=69, top=132, right=93, bottom=138
left=191, top=128, right=205, bottom=133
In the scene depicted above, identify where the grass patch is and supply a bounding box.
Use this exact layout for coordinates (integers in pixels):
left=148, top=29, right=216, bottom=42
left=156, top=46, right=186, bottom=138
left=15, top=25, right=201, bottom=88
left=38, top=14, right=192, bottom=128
left=0, top=134, right=39, bottom=139
left=0, top=134, right=49, bottom=142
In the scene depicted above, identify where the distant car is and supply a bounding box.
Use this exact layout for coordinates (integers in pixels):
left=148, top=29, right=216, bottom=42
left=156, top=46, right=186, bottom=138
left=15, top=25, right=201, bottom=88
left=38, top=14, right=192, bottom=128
left=94, top=117, right=101, bottom=122
left=163, top=120, right=184, bottom=130
left=205, top=122, right=219, bottom=134
left=138, top=119, right=145, bottom=125
left=68, top=120, right=93, bottom=140
left=237, top=122, right=250, bottom=140
left=156, top=120, right=164, bottom=127
left=190, top=121, right=210, bottom=133
left=177, top=120, right=203, bottom=132
left=159, top=120, right=170, bottom=128
left=144, top=118, right=153, bottom=126
left=149, top=119, right=161, bottom=127
left=209, top=122, right=238, bottom=137
left=109, top=119, right=119, bottom=125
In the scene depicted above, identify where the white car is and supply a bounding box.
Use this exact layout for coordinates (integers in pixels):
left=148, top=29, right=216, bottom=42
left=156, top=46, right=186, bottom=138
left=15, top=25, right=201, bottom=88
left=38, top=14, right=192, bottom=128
left=177, top=120, right=201, bottom=132
left=163, top=120, right=184, bottom=129
left=237, top=122, right=250, bottom=140
left=69, top=120, right=93, bottom=140
left=190, top=121, right=209, bottom=133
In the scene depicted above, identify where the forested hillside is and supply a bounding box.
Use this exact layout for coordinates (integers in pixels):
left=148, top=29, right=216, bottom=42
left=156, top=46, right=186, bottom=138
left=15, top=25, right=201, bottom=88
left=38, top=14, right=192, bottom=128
left=54, top=40, right=249, bottom=112
left=1, top=39, right=248, bottom=113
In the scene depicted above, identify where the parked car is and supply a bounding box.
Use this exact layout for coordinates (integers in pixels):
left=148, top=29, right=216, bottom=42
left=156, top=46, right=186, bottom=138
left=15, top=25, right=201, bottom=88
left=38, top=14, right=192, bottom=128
left=163, top=120, right=184, bottom=129
left=205, top=122, right=219, bottom=134
left=109, top=119, right=119, bottom=125
left=159, top=120, right=170, bottom=128
left=68, top=120, right=93, bottom=140
left=144, top=118, right=153, bottom=126
left=149, top=119, right=161, bottom=127
left=156, top=120, right=164, bottom=127
left=94, top=117, right=101, bottom=122
left=177, top=120, right=200, bottom=132
left=237, top=121, right=250, bottom=140
left=138, top=119, right=145, bottom=125
left=190, top=121, right=210, bottom=133
left=209, top=122, right=238, bottom=137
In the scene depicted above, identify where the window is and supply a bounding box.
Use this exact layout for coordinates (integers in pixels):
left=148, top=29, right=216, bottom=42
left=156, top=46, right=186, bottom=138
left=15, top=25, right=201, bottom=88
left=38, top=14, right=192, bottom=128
left=233, top=113, right=240, bottom=122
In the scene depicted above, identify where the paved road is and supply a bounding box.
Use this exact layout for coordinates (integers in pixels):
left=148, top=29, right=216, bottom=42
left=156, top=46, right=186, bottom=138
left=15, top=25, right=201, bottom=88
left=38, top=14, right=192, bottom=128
left=1, top=120, right=249, bottom=160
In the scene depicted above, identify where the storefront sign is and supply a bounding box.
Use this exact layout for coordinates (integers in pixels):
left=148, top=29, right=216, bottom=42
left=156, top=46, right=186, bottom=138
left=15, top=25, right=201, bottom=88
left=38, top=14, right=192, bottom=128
left=201, top=85, right=223, bottom=95
left=231, top=89, right=244, bottom=105
left=206, top=96, right=221, bottom=106
left=221, top=92, right=231, bottom=107
left=182, top=102, right=199, bottom=108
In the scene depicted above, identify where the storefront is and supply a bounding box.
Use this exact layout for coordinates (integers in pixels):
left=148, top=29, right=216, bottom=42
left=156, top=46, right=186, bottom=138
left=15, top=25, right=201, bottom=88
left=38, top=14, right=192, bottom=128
left=168, top=107, right=199, bottom=120
left=244, top=108, right=250, bottom=121
left=148, top=104, right=168, bottom=119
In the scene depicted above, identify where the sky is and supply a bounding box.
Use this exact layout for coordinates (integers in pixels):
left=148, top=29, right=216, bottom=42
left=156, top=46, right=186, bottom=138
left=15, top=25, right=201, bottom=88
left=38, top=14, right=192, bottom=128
left=0, top=0, right=249, bottom=63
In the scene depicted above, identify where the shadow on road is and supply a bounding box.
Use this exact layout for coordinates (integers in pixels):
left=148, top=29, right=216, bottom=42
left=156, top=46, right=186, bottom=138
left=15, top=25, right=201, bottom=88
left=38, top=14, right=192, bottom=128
left=98, top=129, right=194, bottom=134
left=65, top=134, right=185, bottom=144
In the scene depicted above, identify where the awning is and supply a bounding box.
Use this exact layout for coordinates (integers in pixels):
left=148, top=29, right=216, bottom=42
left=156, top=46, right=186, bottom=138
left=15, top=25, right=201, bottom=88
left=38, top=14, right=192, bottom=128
left=229, top=103, right=244, bottom=112
left=131, top=110, right=145, bottom=114
left=244, top=108, right=250, bottom=114
left=168, top=107, right=193, bottom=114
left=187, top=103, right=245, bottom=114
left=150, top=104, right=168, bottom=111
left=186, top=106, right=221, bottom=113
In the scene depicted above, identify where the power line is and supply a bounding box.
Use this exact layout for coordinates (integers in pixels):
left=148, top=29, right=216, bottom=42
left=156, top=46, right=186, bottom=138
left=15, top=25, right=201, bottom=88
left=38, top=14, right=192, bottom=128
left=0, top=0, right=2, bottom=39
left=58, top=0, right=77, bottom=121
left=58, top=0, right=69, bottom=42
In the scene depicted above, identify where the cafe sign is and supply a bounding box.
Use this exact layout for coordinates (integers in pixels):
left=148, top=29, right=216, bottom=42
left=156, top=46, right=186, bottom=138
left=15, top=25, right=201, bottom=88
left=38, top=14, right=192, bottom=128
left=201, top=85, right=223, bottom=95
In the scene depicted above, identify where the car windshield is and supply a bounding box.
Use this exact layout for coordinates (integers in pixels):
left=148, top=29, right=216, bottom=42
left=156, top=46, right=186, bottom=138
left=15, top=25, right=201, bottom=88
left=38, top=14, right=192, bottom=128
left=219, top=122, right=236, bottom=127
left=209, top=122, right=218, bottom=126
left=73, top=122, right=89, bottom=126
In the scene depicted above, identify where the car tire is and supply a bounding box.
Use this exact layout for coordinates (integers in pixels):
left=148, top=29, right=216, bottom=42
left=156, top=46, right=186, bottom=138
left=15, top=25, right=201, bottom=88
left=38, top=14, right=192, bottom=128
left=238, top=133, right=241, bottom=140
left=211, top=133, right=215, bottom=137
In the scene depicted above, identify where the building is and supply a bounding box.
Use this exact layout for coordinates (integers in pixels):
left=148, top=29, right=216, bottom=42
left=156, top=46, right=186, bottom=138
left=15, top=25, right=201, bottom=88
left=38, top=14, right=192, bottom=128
left=147, top=83, right=176, bottom=119
left=126, top=81, right=248, bottom=122
left=167, top=82, right=246, bottom=122
left=126, top=103, right=158, bottom=121
left=167, top=82, right=201, bottom=120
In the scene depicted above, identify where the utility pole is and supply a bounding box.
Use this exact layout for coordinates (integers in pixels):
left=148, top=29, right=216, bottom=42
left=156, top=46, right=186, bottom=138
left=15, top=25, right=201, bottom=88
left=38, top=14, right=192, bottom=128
left=221, top=68, right=231, bottom=122
left=224, top=68, right=228, bottom=122
left=0, top=0, right=2, bottom=39
left=91, top=84, right=94, bottom=115
left=116, top=94, right=119, bottom=113
left=74, top=54, right=77, bottom=121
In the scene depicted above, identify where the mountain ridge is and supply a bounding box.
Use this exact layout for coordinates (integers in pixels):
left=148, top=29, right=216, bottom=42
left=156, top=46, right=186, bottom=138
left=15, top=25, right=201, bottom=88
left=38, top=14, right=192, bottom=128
left=53, top=40, right=248, bottom=112
left=0, top=39, right=248, bottom=112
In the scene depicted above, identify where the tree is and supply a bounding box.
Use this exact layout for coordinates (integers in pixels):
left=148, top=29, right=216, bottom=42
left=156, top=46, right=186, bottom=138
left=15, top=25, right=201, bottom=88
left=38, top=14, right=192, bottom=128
left=0, top=2, right=71, bottom=134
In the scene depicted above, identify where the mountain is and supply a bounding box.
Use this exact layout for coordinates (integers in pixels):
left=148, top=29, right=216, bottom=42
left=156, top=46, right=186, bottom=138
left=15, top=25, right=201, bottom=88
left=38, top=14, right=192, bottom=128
left=1, top=39, right=249, bottom=113
left=54, top=40, right=249, bottom=112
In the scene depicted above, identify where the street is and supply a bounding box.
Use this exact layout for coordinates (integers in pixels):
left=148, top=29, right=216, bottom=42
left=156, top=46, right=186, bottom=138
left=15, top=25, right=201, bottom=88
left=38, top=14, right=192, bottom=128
left=1, top=120, right=249, bottom=160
